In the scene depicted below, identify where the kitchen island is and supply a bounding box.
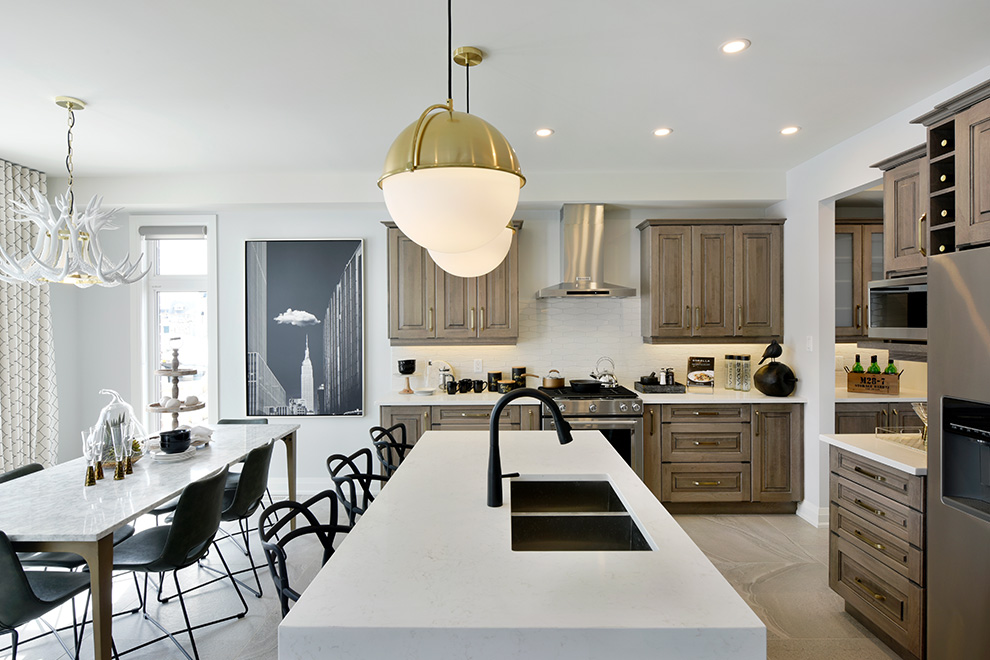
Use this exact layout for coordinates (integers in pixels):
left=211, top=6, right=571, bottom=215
left=279, top=430, right=765, bottom=659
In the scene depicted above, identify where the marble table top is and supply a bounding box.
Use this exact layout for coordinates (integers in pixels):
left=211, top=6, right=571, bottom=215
left=0, top=423, right=298, bottom=542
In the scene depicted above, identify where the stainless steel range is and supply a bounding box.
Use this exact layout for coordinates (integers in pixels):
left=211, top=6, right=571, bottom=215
left=539, top=385, right=645, bottom=479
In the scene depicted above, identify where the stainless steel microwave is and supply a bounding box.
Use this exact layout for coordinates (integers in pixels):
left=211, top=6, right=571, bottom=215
left=867, top=275, right=927, bottom=341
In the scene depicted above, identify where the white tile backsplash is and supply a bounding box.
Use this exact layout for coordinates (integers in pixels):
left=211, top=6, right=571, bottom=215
left=391, top=298, right=789, bottom=392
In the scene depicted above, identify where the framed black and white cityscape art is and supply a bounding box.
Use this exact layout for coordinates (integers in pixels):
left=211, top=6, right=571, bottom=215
left=245, top=239, right=364, bottom=416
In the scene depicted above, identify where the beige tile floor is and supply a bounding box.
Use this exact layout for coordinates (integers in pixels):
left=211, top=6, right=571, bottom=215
left=6, top=513, right=902, bottom=660
left=673, top=514, right=902, bottom=660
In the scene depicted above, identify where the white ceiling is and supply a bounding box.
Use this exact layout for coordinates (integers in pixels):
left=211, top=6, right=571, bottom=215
left=2, top=0, right=989, bottom=197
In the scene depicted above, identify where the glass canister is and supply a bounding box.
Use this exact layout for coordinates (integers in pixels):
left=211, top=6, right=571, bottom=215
left=724, top=355, right=736, bottom=390
left=740, top=355, right=751, bottom=391
left=733, top=356, right=743, bottom=391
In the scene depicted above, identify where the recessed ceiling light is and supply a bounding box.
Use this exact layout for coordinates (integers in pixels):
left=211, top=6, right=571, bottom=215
left=780, top=126, right=801, bottom=135
left=535, top=128, right=554, bottom=137
left=720, top=39, right=751, bottom=54
left=653, top=127, right=673, bottom=137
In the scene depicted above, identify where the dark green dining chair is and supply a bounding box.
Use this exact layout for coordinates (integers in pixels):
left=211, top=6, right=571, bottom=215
left=0, top=530, right=91, bottom=660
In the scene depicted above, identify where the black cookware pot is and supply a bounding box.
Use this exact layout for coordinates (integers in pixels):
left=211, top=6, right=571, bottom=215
left=570, top=379, right=602, bottom=393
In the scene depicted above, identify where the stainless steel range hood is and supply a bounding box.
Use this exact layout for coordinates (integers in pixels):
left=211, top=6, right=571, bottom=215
left=536, top=204, right=636, bottom=298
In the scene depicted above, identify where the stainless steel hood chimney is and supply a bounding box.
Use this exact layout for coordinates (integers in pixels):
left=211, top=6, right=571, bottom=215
left=536, top=204, right=636, bottom=298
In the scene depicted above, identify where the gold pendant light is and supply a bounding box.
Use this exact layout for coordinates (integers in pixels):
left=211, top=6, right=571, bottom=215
left=378, top=2, right=525, bottom=255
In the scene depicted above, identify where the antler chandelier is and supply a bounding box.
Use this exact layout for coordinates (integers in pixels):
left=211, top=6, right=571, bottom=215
left=0, top=96, right=148, bottom=288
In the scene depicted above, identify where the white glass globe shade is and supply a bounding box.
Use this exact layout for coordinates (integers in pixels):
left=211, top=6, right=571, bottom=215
left=429, top=226, right=513, bottom=278
left=382, top=167, right=520, bottom=254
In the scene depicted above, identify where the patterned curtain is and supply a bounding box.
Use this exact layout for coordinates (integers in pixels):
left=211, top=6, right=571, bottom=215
left=0, top=159, right=59, bottom=469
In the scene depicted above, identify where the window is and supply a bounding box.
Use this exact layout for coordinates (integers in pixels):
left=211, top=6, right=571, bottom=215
left=132, top=219, right=217, bottom=433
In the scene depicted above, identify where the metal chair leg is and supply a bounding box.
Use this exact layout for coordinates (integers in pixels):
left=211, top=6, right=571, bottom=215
left=173, top=571, right=200, bottom=660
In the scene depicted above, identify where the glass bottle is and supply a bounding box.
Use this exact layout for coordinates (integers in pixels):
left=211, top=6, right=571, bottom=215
left=724, top=355, right=735, bottom=390
left=852, top=354, right=865, bottom=373
left=867, top=355, right=882, bottom=374
left=740, top=355, right=751, bottom=392
left=884, top=359, right=898, bottom=374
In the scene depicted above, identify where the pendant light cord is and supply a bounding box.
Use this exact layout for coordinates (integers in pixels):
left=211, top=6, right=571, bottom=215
left=466, top=61, right=470, bottom=114
left=65, top=104, right=75, bottom=216
left=447, top=0, right=452, bottom=103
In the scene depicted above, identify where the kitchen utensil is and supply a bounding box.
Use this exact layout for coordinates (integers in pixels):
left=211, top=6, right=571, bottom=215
left=458, top=378, right=473, bottom=394
left=445, top=381, right=458, bottom=395
left=640, top=372, right=659, bottom=386
left=497, top=379, right=517, bottom=394
left=473, top=380, right=486, bottom=393
left=542, top=369, right=565, bottom=388
left=570, top=379, right=602, bottom=393
left=591, top=356, right=619, bottom=387
left=487, top=371, right=502, bottom=392
left=398, top=359, right=416, bottom=394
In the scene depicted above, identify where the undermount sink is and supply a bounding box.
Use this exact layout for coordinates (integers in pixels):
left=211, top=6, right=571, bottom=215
left=509, top=479, right=653, bottom=552
left=510, top=479, right=628, bottom=513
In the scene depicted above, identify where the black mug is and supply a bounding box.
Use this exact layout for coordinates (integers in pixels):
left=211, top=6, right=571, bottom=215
left=473, top=379, right=485, bottom=393
left=458, top=378, right=473, bottom=394
left=445, top=381, right=458, bottom=395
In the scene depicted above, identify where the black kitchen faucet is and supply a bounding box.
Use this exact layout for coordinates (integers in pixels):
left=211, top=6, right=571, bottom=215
left=487, top=388, right=573, bottom=507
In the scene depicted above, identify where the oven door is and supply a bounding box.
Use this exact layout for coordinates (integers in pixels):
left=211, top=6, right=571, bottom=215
left=545, top=416, right=644, bottom=480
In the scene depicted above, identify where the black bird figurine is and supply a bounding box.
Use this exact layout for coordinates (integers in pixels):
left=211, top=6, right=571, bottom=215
left=759, top=339, right=783, bottom=364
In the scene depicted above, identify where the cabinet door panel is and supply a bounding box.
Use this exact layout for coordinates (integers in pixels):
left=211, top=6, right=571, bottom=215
left=642, top=226, right=692, bottom=338
left=435, top=270, right=478, bottom=339
left=734, top=224, right=782, bottom=337
left=752, top=404, right=803, bottom=502
left=835, top=225, right=863, bottom=337
left=957, top=96, right=990, bottom=247
left=380, top=406, right=431, bottom=446
left=834, top=403, right=886, bottom=435
left=388, top=229, right=436, bottom=339
left=692, top=226, right=733, bottom=336
left=643, top=405, right=662, bottom=500
left=477, top=233, right=518, bottom=340
left=883, top=158, right=927, bottom=274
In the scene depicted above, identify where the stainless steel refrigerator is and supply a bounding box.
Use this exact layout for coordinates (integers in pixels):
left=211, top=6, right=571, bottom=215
left=928, top=246, right=990, bottom=658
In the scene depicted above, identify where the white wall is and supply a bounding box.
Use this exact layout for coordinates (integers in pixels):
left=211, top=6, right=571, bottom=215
left=779, top=63, right=990, bottom=525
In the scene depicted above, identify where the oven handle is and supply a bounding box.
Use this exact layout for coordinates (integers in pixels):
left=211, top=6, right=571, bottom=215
left=546, top=418, right=641, bottom=431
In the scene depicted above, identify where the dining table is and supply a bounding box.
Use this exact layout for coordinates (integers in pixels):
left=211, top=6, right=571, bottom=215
left=0, top=422, right=299, bottom=660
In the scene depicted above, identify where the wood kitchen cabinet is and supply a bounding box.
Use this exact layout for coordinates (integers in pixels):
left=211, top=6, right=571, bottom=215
left=834, top=402, right=924, bottom=435
left=386, top=222, right=519, bottom=345
left=873, top=146, right=928, bottom=276
left=638, top=220, right=783, bottom=343
left=956, top=95, right=990, bottom=247
left=835, top=220, right=883, bottom=338
left=650, top=402, right=803, bottom=511
left=380, top=405, right=432, bottom=446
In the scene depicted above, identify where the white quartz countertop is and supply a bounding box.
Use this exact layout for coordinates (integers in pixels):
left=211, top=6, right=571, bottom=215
left=379, top=388, right=805, bottom=406
left=835, top=388, right=927, bottom=403
left=279, top=430, right=765, bottom=659
left=819, top=433, right=928, bottom=475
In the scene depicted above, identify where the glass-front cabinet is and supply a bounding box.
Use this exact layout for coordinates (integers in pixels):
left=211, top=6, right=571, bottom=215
left=835, top=220, right=883, bottom=338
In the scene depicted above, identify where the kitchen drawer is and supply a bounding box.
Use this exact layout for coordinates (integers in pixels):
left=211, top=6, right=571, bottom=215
left=661, top=423, right=751, bottom=462
left=830, top=476, right=923, bottom=548
left=661, top=463, right=750, bottom=502
left=830, top=502, right=923, bottom=585
left=662, top=404, right=750, bottom=423
left=433, top=405, right=519, bottom=427
left=830, top=534, right=923, bottom=658
left=830, top=446, right=925, bottom=512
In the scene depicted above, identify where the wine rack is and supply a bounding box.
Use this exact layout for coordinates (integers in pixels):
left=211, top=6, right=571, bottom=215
left=928, top=119, right=956, bottom=254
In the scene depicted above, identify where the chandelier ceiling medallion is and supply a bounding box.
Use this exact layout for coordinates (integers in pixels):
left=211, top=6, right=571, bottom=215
left=0, top=96, right=148, bottom=288
left=378, top=0, right=525, bottom=260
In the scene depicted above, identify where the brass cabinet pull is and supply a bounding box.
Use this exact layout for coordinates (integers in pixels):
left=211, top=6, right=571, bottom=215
left=755, top=409, right=761, bottom=436
left=854, top=577, right=887, bottom=602
left=880, top=409, right=888, bottom=421
left=529, top=409, right=534, bottom=426
left=854, top=498, right=886, bottom=517
left=918, top=213, right=927, bottom=257
left=693, top=481, right=722, bottom=487
left=470, top=307, right=475, bottom=330
left=650, top=408, right=655, bottom=435
left=480, top=306, right=485, bottom=332
left=853, top=529, right=887, bottom=552
left=864, top=304, right=868, bottom=330
left=423, top=411, right=428, bottom=420
left=693, top=411, right=719, bottom=416
left=695, top=306, right=701, bottom=329
left=685, top=306, right=690, bottom=329
left=428, top=307, right=434, bottom=332
left=737, top=304, right=743, bottom=330
left=459, top=412, right=491, bottom=419
left=855, top=304, right=862, bottom=329
left=694, top=441, right=721, bottom=446
left=892, top=408, right=899, bottom=419
left=854, top=466, right=887, bottom=483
